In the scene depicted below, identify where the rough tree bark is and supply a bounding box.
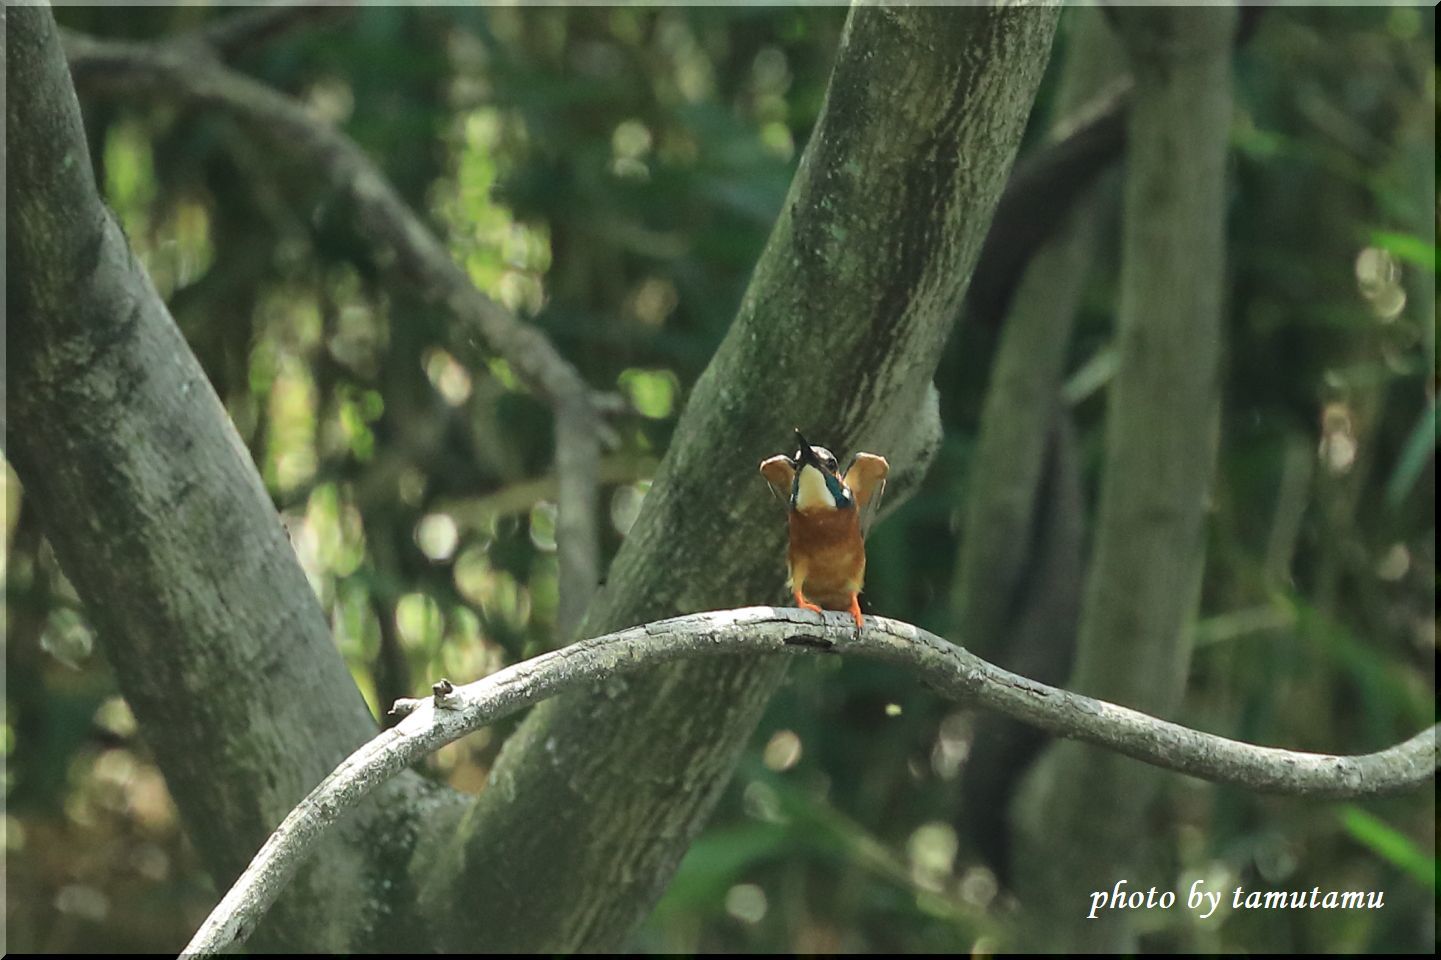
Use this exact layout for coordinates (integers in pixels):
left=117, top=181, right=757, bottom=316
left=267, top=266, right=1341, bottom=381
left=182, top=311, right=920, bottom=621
left=421, top=5, right=1059, bottom=950
left=1013, top=5, right=1238, bottom=950
left=5, top=7, right=449, bottom=951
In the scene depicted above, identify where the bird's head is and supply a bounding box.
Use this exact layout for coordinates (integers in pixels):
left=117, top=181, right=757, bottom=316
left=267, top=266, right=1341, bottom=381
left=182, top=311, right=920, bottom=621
left=790, top=428, right=853, bottom=512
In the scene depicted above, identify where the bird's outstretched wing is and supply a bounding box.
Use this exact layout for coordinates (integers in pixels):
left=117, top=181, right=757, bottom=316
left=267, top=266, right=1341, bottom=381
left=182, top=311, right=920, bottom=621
left=844, top=452, right=889, bottom=538
left=759, top=455, right=796, bottom=506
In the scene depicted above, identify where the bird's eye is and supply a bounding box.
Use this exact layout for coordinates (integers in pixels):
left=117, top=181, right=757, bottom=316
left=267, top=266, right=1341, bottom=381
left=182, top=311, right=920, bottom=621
left=823, top=454, right=837, bottom=471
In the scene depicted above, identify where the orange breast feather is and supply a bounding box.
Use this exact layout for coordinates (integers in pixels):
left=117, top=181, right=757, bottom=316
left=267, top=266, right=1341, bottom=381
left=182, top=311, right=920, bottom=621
left=786, top=507, right=864, bottom=610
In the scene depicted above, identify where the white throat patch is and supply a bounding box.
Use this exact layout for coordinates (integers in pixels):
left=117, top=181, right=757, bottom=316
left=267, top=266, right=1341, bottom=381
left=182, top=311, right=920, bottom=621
left=795, top=464, right=837, bottom=510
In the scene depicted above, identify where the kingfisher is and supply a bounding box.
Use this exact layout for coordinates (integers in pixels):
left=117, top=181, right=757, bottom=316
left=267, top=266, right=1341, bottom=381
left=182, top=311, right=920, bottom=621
left=759, top=429, right=889, bottom=629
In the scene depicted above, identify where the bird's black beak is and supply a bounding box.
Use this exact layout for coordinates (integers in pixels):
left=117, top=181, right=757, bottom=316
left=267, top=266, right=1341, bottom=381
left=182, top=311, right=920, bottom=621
left=793, top=428, right=822, bottom=470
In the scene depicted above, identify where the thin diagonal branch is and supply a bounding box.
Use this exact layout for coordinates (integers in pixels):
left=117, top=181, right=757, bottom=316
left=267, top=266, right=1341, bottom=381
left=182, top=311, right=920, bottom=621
left=62, top=27, right=603, bottom=637
left=183, top=606, right=1438, bottom=956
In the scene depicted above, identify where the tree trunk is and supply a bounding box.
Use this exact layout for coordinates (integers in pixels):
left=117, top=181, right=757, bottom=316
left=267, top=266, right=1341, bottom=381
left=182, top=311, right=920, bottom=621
left=6, top=7, right=449, bottom=950
left=1012, top=5, right=1236, bottom=950
left=951, top=7, right=1121, bottom=659
left=422, top=5, right=1059, bottom=950
left=951, top=7, right=1122, bottom=879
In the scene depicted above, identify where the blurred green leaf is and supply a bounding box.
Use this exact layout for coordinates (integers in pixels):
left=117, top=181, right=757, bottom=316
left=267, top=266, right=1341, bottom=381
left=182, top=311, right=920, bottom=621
left=619, top=368, right=680, bottom=419
left=652, top=821, right=793, bottom=916
left=1384, top=399, right=1436, bottom=508
left=1338, top=807, right=1437, bottom=892
left=1369, top=230, right=1439, bottom=272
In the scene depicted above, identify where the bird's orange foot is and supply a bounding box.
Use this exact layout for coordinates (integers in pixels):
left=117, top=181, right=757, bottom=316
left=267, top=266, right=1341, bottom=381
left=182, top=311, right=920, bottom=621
left=793, top=590, right=824, bottom=615
left=847, top=595, right=864, bottom=632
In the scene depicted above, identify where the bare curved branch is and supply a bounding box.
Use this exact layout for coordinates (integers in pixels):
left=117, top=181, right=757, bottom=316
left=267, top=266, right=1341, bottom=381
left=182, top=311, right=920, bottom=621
left=184, top=606, right=1438, bottom=956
